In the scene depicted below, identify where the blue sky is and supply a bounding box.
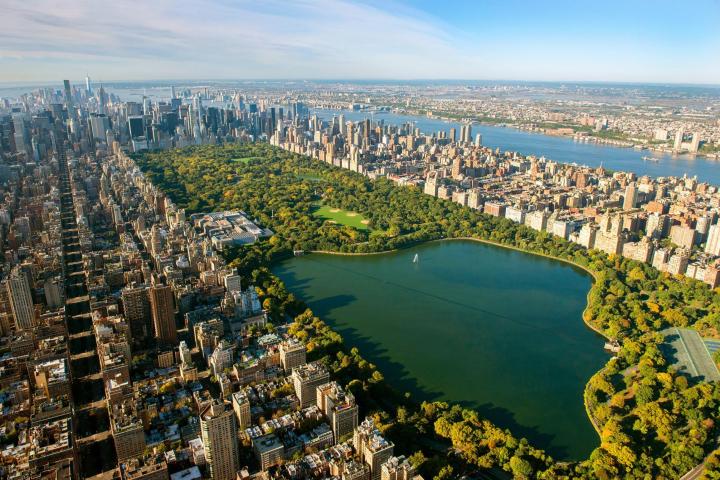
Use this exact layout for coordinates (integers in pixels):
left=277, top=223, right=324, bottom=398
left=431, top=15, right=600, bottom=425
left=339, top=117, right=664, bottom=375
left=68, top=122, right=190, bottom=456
left=1, top=0, right=718, bottom=83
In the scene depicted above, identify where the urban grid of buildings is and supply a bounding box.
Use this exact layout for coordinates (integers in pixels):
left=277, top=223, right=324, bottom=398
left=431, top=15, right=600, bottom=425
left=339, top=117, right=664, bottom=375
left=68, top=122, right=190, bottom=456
left=1, top=78, right=720, bottom=479
left=0, top=81, right=422, bottom=480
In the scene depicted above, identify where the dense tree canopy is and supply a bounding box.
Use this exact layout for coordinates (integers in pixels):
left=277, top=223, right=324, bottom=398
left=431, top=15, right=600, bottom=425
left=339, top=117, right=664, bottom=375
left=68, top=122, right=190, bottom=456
left=135, top=143, right=720, bottom=479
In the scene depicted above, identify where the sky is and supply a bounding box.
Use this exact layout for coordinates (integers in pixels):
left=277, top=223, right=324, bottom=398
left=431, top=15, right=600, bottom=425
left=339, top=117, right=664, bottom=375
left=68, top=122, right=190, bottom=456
left=1, top=0, right=719, bottom=84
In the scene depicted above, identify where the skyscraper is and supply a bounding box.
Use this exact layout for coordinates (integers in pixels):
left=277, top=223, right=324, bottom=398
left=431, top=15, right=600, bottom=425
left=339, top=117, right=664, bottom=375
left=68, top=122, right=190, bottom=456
left=7, top=266, right=34, bottom=330
left=89, top=114, right=110, bottom=142
left=623, top=182, right=638, bottom=210
left=127, top=116, right=145, bottom=139
left=674, top=129, right=684, bottom=150
left=690, top=132, right=701, bottom=153
left=97, top=85, right=107, bottom=115
left=149, top=284, right=176, bottom=344
left=201, top=401, right=240, bottom=480
left=460, top=123, right=472, bottom=144
left=63, top=80, right=73, bottom=114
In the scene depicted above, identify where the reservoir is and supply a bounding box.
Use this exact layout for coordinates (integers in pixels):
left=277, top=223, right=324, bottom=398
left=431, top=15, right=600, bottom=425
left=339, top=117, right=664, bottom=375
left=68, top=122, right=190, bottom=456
left=312, top=108, right=720, bottom=185
left=273, top=240, right=607, bottom=460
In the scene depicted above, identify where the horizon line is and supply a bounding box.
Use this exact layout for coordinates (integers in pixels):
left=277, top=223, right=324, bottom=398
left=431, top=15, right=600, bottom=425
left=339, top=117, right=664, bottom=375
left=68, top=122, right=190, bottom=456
left=1, top=78, right=720, bottom=89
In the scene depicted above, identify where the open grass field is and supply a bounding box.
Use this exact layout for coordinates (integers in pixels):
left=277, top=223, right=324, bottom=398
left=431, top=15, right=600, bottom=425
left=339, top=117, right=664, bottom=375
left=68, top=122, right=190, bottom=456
left=297, top=173, right=323, bottom=182
left=231, top=157, right=260, bottom=164
left=312, top=203, right=372, bottom=231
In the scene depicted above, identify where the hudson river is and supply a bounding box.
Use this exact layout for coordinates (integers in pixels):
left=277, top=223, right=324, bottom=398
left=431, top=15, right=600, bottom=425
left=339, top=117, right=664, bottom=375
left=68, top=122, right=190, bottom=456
left=274, top=240, right=608, bottom=460
left=312, top=108, right=720, bottom=185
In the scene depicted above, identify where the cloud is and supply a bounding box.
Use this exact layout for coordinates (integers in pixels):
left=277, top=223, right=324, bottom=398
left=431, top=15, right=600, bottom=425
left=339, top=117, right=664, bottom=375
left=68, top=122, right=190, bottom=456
left=0, top=0, right=479, bottom=81
left=1, top=0, right=717, bottom=83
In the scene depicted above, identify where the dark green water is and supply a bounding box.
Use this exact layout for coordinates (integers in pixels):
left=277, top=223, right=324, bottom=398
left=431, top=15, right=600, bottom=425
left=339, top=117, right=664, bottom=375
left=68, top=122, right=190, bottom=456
left=273, top=240, right=607, bottom=460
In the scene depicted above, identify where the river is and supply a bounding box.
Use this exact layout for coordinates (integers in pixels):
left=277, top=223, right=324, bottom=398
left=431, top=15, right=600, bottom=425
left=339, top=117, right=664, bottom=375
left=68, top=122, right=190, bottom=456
left=273, top=240, right=608, bottom=460
left=311, top=108, right=720, bottom=185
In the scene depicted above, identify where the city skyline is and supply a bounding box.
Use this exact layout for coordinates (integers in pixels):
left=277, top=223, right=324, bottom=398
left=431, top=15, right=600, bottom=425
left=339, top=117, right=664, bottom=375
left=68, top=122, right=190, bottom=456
left=2, top=0, right=719, bottom=84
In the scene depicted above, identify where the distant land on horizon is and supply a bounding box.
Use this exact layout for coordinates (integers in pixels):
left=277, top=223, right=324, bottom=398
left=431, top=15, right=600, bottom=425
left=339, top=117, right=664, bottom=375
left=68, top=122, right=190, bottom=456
left=2, top=78, right=720, bottom=89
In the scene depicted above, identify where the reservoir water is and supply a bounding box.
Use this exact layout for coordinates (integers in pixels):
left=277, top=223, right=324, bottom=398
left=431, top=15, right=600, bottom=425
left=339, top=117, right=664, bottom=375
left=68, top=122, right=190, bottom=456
left=312, top=108, right=720, bottom=185
left=273, top=240, right=607, bottom=460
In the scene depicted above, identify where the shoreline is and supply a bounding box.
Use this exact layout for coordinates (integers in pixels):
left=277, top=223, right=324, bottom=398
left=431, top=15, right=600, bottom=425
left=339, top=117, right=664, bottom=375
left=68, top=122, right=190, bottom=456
left=309, top=235, right=609, bottom=440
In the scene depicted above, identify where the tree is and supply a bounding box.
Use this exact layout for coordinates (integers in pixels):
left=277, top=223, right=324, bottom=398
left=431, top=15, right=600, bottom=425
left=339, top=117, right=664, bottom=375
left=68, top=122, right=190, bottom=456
left=509, top=456, right=534, bottom=478
left=133, top=142, right=720, bottom=480
left=434, top=465, right=454, bottom=480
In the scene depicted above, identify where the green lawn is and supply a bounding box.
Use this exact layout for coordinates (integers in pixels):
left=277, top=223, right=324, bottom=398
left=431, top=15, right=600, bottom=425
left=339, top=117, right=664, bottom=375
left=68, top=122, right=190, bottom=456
left=231, top=157, right=260, bottom=164
left=298, top=173, right=323, bottom=182
left=312, top=203, right=372, bottom=231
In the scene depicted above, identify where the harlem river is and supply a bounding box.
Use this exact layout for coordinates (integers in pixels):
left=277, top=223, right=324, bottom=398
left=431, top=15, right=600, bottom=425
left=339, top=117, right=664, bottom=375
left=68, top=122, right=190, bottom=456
left=312, top=108, right=720, bottom=185
left=273, top=240, right=608, bottom=460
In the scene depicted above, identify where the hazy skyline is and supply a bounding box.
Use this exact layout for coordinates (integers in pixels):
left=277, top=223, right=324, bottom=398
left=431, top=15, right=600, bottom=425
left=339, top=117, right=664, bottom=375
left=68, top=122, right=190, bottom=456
left=2, top=0, right=719, bottom=84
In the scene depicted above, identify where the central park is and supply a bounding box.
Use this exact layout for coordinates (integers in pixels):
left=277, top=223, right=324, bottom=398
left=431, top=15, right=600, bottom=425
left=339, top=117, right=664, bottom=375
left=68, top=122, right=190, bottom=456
left=134, top=142, right=720, bottom=479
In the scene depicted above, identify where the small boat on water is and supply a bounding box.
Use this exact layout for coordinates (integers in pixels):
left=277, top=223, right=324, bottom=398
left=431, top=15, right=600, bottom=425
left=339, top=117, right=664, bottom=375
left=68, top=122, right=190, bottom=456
left=642, top=156, right=659, bottom=162
left=413, top=254, right=419, bottom=263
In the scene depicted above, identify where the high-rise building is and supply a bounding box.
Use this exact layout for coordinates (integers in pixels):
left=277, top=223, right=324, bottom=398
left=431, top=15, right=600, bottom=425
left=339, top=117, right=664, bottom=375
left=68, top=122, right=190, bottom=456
left=201, top=401, right=240, bottom=480
left=317, top=381, right=359, bottom=443
left=149, top=284, right=177, bottom=344
left=474, top=133, right=482, bottom=147
left=122, top=284, right=151, bottom=341
left=354, top=418, right=394, bottom=480
left=279, top=339, right=306, bottom=372
left=209, top=340, right=234, bottom=377
left=292, top=362, right=330, bottom=408
left=674, top=129, right=684, bottom=150
left=63, top=80, right=73, bottom=109
left=253, top=433, right=284, bottom=471
left=690, top=132, right=702, bottom=153
left=43, top=276, right=63, bottom=309
left=222, top=272, right=242, bottom=293
left=110, top=401, right=146, bottom=462
left=460, top=123, right=472, bottom=144
left=670, top=224, right=697, bottom=250
left=231, top=391, right=251, bottom=428
left=128, top=116, right=145, bottom=139
left=7, top=266, right=34, bottom=330
left=706, top=224, right=720, bottom=256
left=89, top=113, right=111, bottom=142
left=623, top=182, right=638, bottom=210
left=668, top=250, right=690, bottom=275
left=451, top=156, right=463, bottom=178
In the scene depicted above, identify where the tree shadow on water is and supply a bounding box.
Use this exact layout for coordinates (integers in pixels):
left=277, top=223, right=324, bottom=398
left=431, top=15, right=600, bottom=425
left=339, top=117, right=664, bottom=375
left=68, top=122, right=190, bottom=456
left=302, top=290, right=448, bottom=401
left=468, top=401, right=569, bottom=460
left=293, top=286, right=573, bottom=459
